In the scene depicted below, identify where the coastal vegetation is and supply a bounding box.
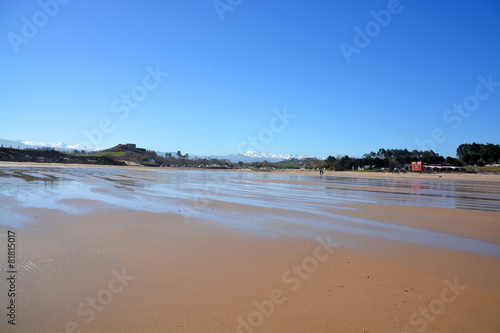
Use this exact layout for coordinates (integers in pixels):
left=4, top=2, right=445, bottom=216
left=323, top=143, right=499, bottom=171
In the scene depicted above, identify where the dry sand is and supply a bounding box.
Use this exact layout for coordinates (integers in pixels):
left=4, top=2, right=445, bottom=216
left=0, top=163, right=499, bottom=332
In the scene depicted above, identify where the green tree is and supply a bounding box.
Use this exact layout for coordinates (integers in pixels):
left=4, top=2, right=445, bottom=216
left=324, top=155, right=336, bottom=170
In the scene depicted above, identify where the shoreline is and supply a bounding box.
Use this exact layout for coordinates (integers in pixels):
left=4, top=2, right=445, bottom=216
left=1, top=161, right=499, bottom=182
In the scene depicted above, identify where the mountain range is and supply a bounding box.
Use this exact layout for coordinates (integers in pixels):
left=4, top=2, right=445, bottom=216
left=0, top=139, right=98, bottom=152
left=193, top=151, right=318, bottom=163
left=0, top=139, right=317, bottom=163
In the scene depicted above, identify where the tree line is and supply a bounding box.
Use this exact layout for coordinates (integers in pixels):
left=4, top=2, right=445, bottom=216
left=323, top=143, right=499, bottom=171
left=456, top=143, right=499, bottom=165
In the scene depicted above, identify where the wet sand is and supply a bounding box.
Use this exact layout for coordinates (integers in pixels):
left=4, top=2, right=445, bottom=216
left=0, top=164, right=499, bottom=332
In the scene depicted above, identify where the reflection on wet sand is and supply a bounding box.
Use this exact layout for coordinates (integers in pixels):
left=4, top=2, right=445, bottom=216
left=1, top=166, right=499, bottom=257
left=2, top=166, right=499, bottom=211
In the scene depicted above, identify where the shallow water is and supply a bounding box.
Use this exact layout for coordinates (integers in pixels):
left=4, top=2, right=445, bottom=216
left=1, top=167, right=500, bottom=257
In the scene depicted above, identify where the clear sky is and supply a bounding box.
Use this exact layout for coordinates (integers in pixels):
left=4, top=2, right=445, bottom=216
left=1, top=0, right=499, bottom=158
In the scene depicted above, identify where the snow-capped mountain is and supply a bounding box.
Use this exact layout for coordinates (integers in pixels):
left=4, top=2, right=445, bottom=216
left=0, top=139, right=29, bottom=149
left=0, top=139, right=103, bottom=152
left=193, top=151, right=318, bottom=163
left=241, top=151, right=316, bottom=160
left=1, top=139, right=317, bottom=162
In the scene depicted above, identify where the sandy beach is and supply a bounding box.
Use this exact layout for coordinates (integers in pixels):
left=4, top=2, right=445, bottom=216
left=0, top=163, right=499, bottom=332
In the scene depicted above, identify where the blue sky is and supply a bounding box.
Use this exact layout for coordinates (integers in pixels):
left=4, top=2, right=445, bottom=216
left=1, top=0, right=499, bottom=158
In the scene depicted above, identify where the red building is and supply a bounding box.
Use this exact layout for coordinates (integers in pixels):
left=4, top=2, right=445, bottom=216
left=411, top=161, right=422, bottom=171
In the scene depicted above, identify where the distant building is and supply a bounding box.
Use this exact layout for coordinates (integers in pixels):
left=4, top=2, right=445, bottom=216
left=411, top=161, right=422, bottom=171
left=126, top=143, right=136, bottom=150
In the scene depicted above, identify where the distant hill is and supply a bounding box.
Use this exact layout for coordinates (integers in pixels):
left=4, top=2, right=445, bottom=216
left=101, top=144, right=162, bottom=166
left=0, top=141, right=167, bottom=167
